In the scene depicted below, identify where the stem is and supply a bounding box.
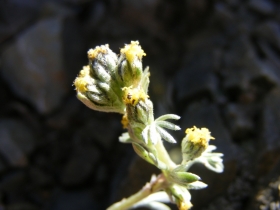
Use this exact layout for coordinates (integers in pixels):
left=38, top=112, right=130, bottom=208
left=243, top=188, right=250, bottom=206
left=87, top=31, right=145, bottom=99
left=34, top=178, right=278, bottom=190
left=155, top=140, right=177, bottom=170
left=107, top=174, right=167, bottom=210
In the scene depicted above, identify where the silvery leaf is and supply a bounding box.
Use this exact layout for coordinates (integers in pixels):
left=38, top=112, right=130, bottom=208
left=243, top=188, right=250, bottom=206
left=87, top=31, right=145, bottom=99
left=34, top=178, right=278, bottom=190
left=156, top=121, right=181, bottom=131
left=156, top=126, right=176, bottom=143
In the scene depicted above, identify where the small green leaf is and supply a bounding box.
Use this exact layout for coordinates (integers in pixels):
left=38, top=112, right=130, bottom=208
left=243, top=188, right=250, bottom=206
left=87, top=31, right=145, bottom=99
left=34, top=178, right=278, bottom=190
left=175, top=172, right=200, bottom=183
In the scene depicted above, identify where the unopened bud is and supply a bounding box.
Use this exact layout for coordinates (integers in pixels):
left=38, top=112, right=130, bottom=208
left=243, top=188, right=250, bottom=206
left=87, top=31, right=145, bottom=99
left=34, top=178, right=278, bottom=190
left=181, top=126, right=214, bottom=163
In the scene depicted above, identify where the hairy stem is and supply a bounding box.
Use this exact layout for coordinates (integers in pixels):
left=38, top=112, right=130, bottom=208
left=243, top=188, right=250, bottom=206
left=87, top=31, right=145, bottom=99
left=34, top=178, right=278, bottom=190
left=107, top=174, right=167, bottom=210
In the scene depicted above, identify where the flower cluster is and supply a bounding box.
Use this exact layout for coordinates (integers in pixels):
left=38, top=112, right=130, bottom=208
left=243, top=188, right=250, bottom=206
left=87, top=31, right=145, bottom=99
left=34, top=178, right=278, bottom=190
left=74, top=41, right=224, bottom=210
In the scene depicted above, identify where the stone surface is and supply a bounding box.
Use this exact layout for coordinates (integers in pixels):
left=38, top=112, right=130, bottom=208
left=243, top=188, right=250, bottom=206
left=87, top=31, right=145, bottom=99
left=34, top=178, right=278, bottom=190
left=0, top=119, right=35, bottom=167
left=257, top=88, right=280, bottom=176
left=60, top=145, right=100, bottom=186
left=1, top=17, right=67, bottom=114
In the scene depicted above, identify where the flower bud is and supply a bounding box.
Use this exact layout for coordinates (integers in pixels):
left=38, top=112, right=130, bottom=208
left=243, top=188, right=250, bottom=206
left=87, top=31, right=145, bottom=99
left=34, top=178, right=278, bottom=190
left=166, top=184, right=193, bottom=210
left=116, top=41, right=146, bottom=87
left=181, top=126, right=214, bottom=163
left=74, top=64, right=125, bottom=114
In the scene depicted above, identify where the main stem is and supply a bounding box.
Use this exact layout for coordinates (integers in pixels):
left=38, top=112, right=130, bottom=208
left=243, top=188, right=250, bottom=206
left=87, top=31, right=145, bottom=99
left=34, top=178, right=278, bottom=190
left=106, top=174, right=167, bottom=210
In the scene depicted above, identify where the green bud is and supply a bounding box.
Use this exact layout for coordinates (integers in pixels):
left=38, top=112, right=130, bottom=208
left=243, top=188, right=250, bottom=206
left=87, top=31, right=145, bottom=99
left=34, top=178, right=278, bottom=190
left=166, top=184, right=193, bottom=210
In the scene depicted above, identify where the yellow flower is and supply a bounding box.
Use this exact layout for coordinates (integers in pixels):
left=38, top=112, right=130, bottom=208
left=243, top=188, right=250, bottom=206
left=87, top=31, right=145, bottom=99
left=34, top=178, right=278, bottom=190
left=121, top=114, right=129, bottom=129
left=74, top=66, right=91, bottom=92
left=122, top=86, right=149, bottom=106
left=182, top=126, right=214, bottom=162
left=120, top=41, right=146, bottom=64
left=87, top=44, right=109, bottom=60
left=185, top=126, right=215, bottom=147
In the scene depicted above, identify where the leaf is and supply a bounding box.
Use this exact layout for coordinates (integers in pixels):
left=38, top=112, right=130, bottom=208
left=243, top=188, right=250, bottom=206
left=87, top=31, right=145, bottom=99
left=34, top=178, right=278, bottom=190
left=186, top=181, right=208, bottom=190
left=119, top=132, right=132, bottom=143
left=156, top=126, right=176, bottom=143
left=156, top=121, right=181, bottom=131
left=149, top=124, right=160, bottom=144
left=132, top=143, right=156, bottom=166
left=142, top=126, right=149, bottom=144
left=155, top=114, right=180, bottom=122
left=175, top=172, right=200, bottom=183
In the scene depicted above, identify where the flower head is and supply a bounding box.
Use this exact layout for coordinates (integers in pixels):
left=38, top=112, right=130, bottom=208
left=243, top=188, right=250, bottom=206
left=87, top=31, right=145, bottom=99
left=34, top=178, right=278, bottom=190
left=181, top=126, right=214, bottom=163
left=120, top=41, right=146, bottom=64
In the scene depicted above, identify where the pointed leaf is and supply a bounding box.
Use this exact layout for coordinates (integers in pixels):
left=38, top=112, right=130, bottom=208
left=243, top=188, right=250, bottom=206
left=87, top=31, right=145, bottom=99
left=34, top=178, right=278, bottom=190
left=156, top=126, right=176, bottom=143
left=175, top=172, right=200, bottom=183
left=155, top=114, right=180, bottom=122
left=186, top=181, right=208, bottom=190
left=156, top=121, right=181, bottom=131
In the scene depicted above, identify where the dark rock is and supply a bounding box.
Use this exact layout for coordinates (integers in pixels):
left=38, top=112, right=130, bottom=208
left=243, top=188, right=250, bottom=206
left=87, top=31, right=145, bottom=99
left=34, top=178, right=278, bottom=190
left=253, top=20, right=280, bottom=51
left=173, top=51, right=219, bottom=105
left=6, top=203, right=39, bottom=210
left=1, top=17, right=68, bottom=114
left=224, top=103, right=255, bottom=141
left=46, top=189, right=100, bottom=210
left=257, top=88, right=280, bottom=176
left=0, top=119, right=35, bottom=167
left=60, top=146, right=100, bottom=186
left=28, top=167, right=53, bottom=187
left=0, top=0, right=42, bottom=43
left=222, top=36, right=279, bottom=100
left=74, top=114, right=122, bottom=150
left=180, top=102, right=239, bottom=209
left=247, top=0, right=275, bottom=16
left=0, top=170, right=26, bottom=192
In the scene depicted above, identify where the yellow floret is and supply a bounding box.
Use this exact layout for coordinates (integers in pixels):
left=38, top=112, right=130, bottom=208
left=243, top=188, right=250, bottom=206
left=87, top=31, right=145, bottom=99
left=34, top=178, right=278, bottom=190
left=74, top=66, right=91, bottom=92
left=185, top=126, right=214, bottom=147
left=122, top=86, right=148, bottom=106
left=120, top=41, right=146, bottom=64
left=87, top=44, right=109, bottom=60
left=121, top=114, right=129, bottom=129
left=74, top=77, right=88, bottom=92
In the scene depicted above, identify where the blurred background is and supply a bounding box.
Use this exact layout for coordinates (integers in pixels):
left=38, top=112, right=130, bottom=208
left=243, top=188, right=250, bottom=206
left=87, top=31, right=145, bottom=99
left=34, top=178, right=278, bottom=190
left=0, top=0, right=280, bottom=209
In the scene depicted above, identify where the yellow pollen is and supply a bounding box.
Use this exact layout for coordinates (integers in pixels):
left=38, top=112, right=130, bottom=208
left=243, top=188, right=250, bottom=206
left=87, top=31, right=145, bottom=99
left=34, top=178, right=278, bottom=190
left=185, top=126, right=214, bottom=147
left=121, top=114, right=129, bottom=129
left=179, top=201, right=193, bottom=210
left=122, top=86, right=148, bottom=106
left=120, top=41, right=146, bottom=64
left=87, top=44, right=109, bottom=60
left=74, top=77, right=88, bottom=92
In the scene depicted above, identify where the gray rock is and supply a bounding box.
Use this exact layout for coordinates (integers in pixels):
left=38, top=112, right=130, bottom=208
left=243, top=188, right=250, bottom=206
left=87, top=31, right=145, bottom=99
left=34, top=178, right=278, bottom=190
left=0, top=119, right=35, bottom=167
left=258, top=88, right=280, bottom=175
left=1, top=17, right=68, bottom=114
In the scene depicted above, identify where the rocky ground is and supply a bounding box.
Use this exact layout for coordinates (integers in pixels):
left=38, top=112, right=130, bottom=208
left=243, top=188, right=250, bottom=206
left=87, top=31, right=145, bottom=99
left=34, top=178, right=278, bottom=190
left=0, top=0, right=280, bottom=209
